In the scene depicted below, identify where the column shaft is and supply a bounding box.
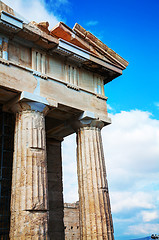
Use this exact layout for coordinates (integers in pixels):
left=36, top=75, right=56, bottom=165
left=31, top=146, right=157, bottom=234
left=77, top=126, right=114, bottom=240
left=10, top=110, right=49, bottom=239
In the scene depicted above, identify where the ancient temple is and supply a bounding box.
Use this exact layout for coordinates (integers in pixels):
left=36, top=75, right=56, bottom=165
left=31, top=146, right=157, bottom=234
left=0, top=1, right=128, bottom=239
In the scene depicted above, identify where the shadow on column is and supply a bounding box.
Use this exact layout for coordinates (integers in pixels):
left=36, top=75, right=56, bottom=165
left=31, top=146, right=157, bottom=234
left=47, top=138, right=65, bottom=240
left=0, top=107, right=14, bottom=239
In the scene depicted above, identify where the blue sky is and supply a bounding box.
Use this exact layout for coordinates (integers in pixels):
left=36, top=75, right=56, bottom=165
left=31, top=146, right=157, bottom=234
left=3, top=0, right=159, bottom=239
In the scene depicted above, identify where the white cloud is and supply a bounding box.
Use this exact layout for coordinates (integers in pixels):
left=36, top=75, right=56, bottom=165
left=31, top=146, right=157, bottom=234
left=103, top=110, right=159, bottom=183
left=102, top=110, right=159, bottom=237
left=127, top=223, right=159, bottom=235
left=141, top=210, right=158, bottom=222
left=111, top=191, right=155, bottom=214
left=2, top=0, right=60, bottom=27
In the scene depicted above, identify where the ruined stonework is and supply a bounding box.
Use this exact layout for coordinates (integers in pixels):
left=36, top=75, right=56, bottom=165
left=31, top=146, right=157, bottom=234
left=64, top=202, right=80, bottom=240
left=10, top=108, right=49, bottom=239
left=0, top=1, right=129, bottom=239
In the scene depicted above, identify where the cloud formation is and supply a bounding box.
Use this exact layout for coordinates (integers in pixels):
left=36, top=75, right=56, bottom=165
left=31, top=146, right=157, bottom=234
left=141, top=210, right=158, bottom=222
left=127, top=223, right=159, bottom=235
left=102, top=110, right=159, bottom=237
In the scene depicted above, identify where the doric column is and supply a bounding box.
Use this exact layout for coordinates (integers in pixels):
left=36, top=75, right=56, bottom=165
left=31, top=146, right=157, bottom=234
left=75, top=116, right=114, bottom=240
left=10, top=101, right=49, bottom=239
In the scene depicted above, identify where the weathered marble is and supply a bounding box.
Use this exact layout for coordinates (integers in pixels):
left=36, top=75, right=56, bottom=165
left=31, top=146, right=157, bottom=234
left=76, top=119, right=114, bottom=240
left=10, top=106, right=49, bottom=239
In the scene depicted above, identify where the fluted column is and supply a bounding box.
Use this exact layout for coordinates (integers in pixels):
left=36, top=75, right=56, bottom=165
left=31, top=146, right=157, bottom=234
left=76, top=119, right=114, bottom=240
left=10, top=102, right=49, bottom=239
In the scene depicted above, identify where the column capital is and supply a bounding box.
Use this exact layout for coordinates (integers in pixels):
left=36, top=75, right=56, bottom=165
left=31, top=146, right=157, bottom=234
left=71, top=111, right=104, bottom=131
left=11, top=101, right=49, bottom=115
left=3, top=91, right=57, bottom=115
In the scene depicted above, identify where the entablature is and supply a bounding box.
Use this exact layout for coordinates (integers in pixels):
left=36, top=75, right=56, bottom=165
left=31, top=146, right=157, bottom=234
left=0, top=34, right=107, bottom=97
left=0, top=2, right=129, bottom=85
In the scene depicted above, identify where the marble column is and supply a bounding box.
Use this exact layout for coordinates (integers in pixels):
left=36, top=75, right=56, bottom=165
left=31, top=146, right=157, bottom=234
left=10, top=102, right=49, bottom=239
left=76, top=119, right=114, bottom=240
